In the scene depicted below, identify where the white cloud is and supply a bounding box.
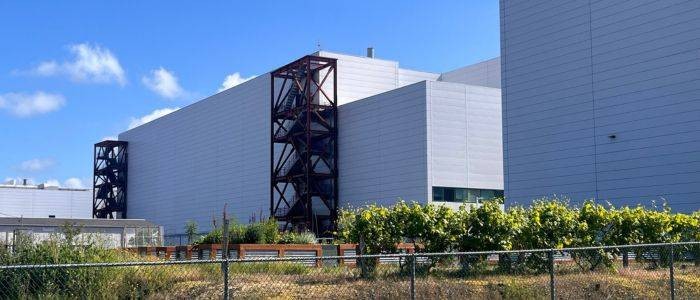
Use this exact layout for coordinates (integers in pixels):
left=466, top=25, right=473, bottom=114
left=40, top=178, right=84, bottom=189
left=218, top=73, right=255, bottom=92
left=129, top=107, right=180, bottom=129
left=142, top=67, right=184, bottom=99
left=27, top=43, right=126, bottom=85
left=63, top=177, right=85, bottom=189
left=44, top=179, right=61, bottom=187
left=0, top=92, right=65, bottom=117
left=18, top=158, right=55, bottom=172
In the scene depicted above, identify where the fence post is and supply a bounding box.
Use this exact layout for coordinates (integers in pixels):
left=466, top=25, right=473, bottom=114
left=359, top=235, right=367, bottom=278
left=548, top=249, right=555, bottom=300
left=410, top=252, right=416, bottom=300
left=669, top=243, right=675, bottom=300
left=222, top=218, right=229, bottom=300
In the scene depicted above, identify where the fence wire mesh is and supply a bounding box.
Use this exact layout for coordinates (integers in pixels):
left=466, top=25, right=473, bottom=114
left=1, top=242, right=698, bottom=299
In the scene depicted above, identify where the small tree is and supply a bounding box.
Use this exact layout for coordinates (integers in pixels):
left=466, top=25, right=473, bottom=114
left=184, top=220, right=198, bottom=244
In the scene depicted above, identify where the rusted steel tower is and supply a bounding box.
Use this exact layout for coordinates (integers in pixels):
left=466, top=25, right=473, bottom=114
left=270, top=55, right=338, bottom=235
left=93, top=140, right=128, bottom=219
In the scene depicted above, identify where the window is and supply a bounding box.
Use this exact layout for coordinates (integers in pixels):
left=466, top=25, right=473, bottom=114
left=433, top=186, right=504, bottom=203
left=433, top=187, right=445, bottom=201
left=444, top=188, right=455, bottom=202
left=479, top=190, right=495, bottom=201
left=467, top=189, right=479, bottom=203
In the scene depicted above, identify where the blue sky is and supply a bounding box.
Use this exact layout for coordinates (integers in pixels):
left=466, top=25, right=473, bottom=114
left=0, top=1, right=499, bottom=189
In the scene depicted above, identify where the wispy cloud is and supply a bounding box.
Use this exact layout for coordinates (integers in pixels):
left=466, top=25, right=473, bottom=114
left=23, top=43, right=126, bottom=85
left=18, top=158, right=55, bottom=172
left=218, top=73, right=255, bottom=92
left=0, top=92, right=65, bottom=117
left=129, top=107, right=180, bottom=129
left=43, top=177, right=85, bottom=189
left=142, top=67, right=184, bottom=99
left=44, top=179, right=61, bottom=187
left=63, top=177, right=85, bottom=189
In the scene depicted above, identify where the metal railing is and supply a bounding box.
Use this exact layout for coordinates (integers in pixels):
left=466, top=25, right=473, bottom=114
left=1, top=242, right=698, bottom=299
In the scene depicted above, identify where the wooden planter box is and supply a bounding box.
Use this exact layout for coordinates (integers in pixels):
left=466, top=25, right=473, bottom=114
left=155, top=246, right=176, bottom=260
left=194, top=244, right=323, bottom=266
left=175, top=245, right=195, bottom=260
left=337, top=243, right=418, bottom=266
left=137, top=246, right=157, bottom=257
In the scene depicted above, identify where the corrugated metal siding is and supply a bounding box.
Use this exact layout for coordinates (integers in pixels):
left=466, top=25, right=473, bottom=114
left=119, top=75, right=271, bottom=235
left=427, top=82, right=503, bottom=201
left=439, top=57, right=502, bottom=88
left=501, top=0, right=700, bottom=211
left=317, top=51, right=440, bottom=105
left=0, top=188, right=91, bottom=218
left=399, top=69, right=440, bottom=87
left=338, top=82, right=430, bottom=207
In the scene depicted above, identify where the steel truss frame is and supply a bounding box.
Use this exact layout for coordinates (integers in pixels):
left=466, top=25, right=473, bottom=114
left=93, top=140, right=128, bottom=219
left=270, top=55, right=338, bottom=235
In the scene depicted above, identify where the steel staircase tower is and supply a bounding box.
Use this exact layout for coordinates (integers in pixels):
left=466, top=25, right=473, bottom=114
left=92, top=140, right=128, bottom=219
left=270, top=55, right=338, bottom=235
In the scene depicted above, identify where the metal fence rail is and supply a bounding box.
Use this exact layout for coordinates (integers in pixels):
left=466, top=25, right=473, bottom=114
left=1, top=242, right=698, bottom=299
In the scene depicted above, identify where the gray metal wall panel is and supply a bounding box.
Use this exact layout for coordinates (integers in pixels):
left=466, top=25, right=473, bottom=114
left=439, top=58, right=501, bottom=88
left=119, top=75, right=271, bottom=234
left=502, top=0, right=700, bottom=211
left=427, top=81, right=504, bottom=202
left=0, top=188, right=91, bottom=218
left=338, top=82, right=429, bottom=208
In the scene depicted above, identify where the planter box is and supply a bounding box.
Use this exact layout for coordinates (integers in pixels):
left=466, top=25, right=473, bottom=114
left=175, top=245, right=195, bottom=260
left=194, top=244, right=323, bottom=266
left=137, top=246, right=157, bottom=257
left=155, top=246, right=176, bottom=260
left=337, top=243, right=419, bottom=266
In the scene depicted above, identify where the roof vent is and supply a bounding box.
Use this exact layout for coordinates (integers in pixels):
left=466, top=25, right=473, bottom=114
left=367, top=47, right=375, bottom=58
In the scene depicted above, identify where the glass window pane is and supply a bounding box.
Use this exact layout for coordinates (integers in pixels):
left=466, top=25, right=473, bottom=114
left=445, top=188, right=455, bottom=202
left=481, top=189, right=495, bottom=200
left=455, top=189, right=465, bottom=202
left=433, top=187, right=444, bottom=201
left=467, top=189, right=479, bottom=203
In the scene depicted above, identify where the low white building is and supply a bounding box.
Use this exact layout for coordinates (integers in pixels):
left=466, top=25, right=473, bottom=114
left=0, top=217, right=162, bottom=249
left=0, top=180, right=91, bottom=219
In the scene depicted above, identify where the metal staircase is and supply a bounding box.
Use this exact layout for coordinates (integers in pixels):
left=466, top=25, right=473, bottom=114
left=271, top=56, right=338, bottom=235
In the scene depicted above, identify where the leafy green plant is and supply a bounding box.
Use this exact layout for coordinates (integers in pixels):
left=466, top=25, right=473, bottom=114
left=570, top=201, right=615, bottom=271
left=279, top=231, right=317, bottom=244
left=195, top=218, right=280, bottom=245
left=184, top=220, right=198, bottom=244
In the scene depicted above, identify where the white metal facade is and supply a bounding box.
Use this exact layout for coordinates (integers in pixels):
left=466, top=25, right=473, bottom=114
left=120, top=52, right=503, bottom=234
left=339, top=80, right=503, bottom=209
left=439, top=57, right=501, bottom=89
left=0, top=186, right=91, bottom=218
left=501, top=0, right=700, bottom=211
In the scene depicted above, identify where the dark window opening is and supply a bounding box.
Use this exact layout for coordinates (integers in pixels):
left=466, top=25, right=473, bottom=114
left=432, top=186, right=504, bottom=203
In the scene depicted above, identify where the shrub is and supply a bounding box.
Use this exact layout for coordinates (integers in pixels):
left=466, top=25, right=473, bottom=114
left=195, top=218, right=280, bottom=245
left=457, top=200, right=521, bottom=252
left=184, top=220, right=198, bottom=244
left=335, top=207, right=357, bottom=243
left=279, top=231, right=316, bottom=244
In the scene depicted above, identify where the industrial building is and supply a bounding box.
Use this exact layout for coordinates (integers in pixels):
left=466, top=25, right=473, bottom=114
left=0, top=217, right=162, bottom=250
left=0, top=179, right=91, bottom=219
left=500, top=0, right=700, bottom=211
left=100, top=51, right=503, bottom=237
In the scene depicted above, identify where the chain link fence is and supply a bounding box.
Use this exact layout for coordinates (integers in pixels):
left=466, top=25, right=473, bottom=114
left=1, top=242, right=698, bottom=299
